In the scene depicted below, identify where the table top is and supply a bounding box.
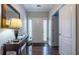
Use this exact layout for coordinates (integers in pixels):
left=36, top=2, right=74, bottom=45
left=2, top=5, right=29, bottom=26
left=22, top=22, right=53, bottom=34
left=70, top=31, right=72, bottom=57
left=6, top=39, right=24, bottom=45
left=4, top=35, right=28, bottom=45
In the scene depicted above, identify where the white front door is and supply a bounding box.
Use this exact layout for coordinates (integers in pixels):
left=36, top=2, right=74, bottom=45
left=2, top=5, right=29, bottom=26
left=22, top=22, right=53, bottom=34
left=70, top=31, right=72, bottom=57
left=32, top=18, right=43, bottom=43
left=59, top=5, right=76, bottom=55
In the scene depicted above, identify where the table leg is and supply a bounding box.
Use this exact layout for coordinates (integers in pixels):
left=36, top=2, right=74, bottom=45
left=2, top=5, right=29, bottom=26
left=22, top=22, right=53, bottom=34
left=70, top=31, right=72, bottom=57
left=3, top=45, right=6, bottom=55
left=16, top=50, right=18, bottom=55
left=19, top=48, right=21, bottom=55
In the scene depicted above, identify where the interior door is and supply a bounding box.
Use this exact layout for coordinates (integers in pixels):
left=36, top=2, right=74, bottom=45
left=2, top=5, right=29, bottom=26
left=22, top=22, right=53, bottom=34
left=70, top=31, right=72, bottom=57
left=59, top=5, right=76, bottom=55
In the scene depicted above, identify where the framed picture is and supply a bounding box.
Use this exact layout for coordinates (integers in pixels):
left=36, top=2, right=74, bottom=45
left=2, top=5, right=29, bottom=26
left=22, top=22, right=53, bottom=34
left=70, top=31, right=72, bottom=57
left=0, top=4, right=1, bottom=28
left=1, top=4, right=20, bottom=28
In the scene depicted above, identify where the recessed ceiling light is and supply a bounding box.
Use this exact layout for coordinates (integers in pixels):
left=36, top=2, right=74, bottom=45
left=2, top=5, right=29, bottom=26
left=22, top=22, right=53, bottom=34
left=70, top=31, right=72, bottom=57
left=36, top=5, right=41, bottom=7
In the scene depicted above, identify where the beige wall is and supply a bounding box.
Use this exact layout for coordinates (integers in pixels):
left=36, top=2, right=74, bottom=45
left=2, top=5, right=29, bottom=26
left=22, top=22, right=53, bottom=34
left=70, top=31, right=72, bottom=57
left=28, top=12, right=49, bottom=18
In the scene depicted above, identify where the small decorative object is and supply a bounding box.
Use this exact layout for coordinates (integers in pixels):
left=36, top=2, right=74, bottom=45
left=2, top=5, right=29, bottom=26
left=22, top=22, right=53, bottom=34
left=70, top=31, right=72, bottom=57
left=13, top=40, right=19, bottom=42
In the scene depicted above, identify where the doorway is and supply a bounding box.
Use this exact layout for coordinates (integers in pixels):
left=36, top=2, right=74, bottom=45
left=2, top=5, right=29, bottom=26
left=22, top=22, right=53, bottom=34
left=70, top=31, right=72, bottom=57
left=28, top=17, right=48, bottom=45
left=52, top=12, right=59, bottom=47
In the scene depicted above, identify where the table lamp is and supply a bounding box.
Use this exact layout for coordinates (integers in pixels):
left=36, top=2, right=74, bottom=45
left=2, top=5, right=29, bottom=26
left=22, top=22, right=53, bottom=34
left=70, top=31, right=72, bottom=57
left=10, top=18, right=22, bottom=40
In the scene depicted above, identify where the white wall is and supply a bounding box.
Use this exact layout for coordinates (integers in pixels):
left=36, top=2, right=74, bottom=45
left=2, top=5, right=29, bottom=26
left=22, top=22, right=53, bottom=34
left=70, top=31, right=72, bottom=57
left=28, top=12, right=49, bottom=43
left=0, top=4, right=28, bottom=54
left=0, top=29, right=15, bottom=54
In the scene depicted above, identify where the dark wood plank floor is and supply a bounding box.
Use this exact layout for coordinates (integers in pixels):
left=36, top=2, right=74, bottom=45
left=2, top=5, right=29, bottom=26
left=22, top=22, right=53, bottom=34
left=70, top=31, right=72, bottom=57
left=25, top=44, right=59, bottom=55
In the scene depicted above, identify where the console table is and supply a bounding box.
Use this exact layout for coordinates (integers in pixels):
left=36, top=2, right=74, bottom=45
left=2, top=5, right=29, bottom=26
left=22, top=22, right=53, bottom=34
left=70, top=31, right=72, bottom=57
left=3, top=39, right=27, bottom=55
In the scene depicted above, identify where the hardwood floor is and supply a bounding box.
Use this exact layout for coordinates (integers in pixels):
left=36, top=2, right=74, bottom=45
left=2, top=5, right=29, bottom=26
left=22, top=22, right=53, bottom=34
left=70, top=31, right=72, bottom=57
left=25, top=44, right=59, bottom=55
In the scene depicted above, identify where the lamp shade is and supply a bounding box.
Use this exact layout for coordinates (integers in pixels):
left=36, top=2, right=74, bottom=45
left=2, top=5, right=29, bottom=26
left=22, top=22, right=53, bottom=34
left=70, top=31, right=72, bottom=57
left=10, top=18, right=22, bottom=28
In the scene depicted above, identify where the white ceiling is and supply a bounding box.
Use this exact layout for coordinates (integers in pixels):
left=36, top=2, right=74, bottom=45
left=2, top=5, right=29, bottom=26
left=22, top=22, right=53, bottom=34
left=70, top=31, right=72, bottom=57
left=23, top=4, right=53, bottom=12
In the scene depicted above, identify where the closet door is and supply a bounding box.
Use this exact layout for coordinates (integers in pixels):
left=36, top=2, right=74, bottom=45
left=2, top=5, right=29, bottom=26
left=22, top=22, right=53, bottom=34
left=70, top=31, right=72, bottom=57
left=59, top=5, right=76, bottom=55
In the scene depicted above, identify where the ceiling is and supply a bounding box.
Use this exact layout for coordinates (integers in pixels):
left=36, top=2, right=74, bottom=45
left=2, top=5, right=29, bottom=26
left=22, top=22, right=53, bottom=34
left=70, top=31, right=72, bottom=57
left=23, top=4, right=53, bottom=12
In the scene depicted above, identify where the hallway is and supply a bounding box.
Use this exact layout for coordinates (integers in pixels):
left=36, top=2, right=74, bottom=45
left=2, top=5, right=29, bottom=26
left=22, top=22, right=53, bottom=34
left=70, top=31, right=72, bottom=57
left=0, top=4, right=77, bottom=55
